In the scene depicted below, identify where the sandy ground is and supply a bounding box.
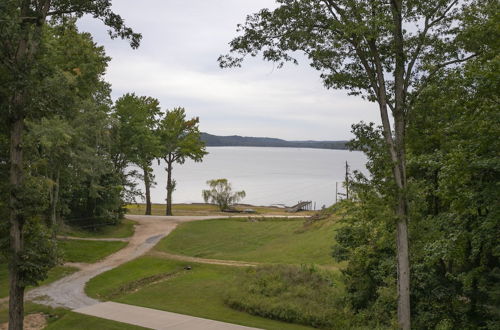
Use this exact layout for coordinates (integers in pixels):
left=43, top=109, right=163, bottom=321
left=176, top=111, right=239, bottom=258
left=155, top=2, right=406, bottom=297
left=0, top=313, right=46, bottom=330
left=26, top=215, right=229, bottom=309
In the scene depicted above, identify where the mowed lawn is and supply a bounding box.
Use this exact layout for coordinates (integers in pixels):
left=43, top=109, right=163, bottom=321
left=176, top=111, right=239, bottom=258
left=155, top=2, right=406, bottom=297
left=155, top=217, right=339, bottom=265
left=86, top=257, right=313, bottom=330
left=59, top=239, right=128, bottom=263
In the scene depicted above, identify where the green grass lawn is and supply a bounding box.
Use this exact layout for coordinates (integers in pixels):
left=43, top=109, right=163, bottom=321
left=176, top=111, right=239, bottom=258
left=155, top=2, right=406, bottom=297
left=60, top=219, right=135, bottom=238
left=126, top=203, right=314, bottom=216
left=155, top=217, right=339, bottom=265
left=59, top=239, right=127, bottom=263
left=86, top=257, right=313, bottom=330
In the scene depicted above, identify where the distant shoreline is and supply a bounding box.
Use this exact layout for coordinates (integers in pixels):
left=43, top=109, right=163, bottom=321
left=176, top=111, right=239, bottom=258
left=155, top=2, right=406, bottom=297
left=201, top=132, right=349, bottom=150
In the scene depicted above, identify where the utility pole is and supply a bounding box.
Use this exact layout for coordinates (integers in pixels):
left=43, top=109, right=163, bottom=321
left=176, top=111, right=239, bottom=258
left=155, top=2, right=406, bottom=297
left=345, top=161, right=350, bottom=200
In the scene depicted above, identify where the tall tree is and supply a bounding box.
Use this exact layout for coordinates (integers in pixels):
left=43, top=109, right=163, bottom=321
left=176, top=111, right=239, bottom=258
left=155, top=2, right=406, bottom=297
left=158, top=108, right=207, bottom=216
left=219, top=1, right=479, bottom=327
left=0, top=2, right=140, bottom=328
left=112, top=93, right=161, bottom=215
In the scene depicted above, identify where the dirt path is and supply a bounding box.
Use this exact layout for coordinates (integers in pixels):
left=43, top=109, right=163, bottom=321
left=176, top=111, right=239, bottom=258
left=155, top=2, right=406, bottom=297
left=26, top=215, right=228, bottom=309
left=148, top=250, right=260, bottom=267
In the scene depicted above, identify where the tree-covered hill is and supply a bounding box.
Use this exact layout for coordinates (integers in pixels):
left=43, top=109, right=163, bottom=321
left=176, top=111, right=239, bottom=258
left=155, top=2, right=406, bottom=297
left=200, top=132, right=348, bottom=150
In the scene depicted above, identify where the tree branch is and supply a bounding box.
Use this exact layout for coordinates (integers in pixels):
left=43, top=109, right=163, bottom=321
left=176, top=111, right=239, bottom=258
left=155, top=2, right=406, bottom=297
left=409, top=53, right=480, bottom=109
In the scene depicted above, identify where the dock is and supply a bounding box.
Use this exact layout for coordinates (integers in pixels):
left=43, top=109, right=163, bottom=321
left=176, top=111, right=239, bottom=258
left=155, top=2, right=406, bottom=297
left=286, top=201, right=312, bottom=212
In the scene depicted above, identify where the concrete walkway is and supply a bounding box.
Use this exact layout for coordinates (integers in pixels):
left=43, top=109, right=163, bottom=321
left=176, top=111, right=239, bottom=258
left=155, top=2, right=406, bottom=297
left=75, top=301, right=261, bottom=330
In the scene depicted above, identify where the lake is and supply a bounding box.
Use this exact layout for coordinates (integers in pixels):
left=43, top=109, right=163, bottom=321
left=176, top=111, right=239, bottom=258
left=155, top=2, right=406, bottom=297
left=142, top=147, right=368, bottom=209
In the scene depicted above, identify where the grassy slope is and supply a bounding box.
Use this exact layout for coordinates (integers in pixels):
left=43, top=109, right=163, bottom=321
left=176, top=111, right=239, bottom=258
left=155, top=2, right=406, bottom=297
left=126, top=203, right=314, bottom=216
left=86, top=257, right=312, bottom=330
left=155, top=217, right=339, bottom=265
left=60, top=219, right=135, bottom=238
left=59, top=239, right=127, bottom=263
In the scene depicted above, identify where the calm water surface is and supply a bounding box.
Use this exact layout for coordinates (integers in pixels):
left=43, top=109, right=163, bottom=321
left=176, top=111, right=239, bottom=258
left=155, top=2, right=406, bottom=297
left=144, top=147, right=367, bottom=209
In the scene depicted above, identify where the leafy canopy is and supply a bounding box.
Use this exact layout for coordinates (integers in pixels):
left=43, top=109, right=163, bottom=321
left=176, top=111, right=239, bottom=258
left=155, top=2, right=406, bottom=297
left=158, top=107, right=207, bottom=165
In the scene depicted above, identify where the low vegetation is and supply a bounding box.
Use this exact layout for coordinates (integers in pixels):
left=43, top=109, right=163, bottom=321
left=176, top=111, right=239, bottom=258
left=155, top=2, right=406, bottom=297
left=59, top=219, right=135, bottom=239
left=225, top=265, right=351, bottom=329
left=155, top=217, right=339, bottom=265
left=202, top=178, right=246, bottom=211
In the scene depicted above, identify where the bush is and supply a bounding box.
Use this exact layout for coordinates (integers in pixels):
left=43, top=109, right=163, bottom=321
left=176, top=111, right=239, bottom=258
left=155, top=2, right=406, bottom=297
left=224, top=264, right=354, bottom=329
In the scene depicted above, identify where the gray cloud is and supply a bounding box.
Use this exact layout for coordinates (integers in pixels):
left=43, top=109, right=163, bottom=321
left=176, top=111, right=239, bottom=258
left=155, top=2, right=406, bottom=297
left=77, top=0, right=381, bottom=140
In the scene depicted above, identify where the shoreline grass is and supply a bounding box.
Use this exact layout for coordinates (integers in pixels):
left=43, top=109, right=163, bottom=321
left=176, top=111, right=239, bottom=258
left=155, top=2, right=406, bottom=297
left=126, top=203, right=315, bottom=216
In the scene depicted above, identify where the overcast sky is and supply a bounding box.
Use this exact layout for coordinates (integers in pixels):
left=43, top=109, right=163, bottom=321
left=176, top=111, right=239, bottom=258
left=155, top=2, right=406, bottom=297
left=77, top=0, right=381, bottom=141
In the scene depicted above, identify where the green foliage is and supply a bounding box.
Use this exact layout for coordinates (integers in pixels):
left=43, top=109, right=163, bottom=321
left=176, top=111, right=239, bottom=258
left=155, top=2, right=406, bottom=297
left=111, top=93, right=161, bottom=202
left=158, top=107, right=207, bottom=214
left=159, top=108, right=207, bottom=165
left=219, top=0, right=473, bottom=107
left=202, top=178, right=246, bottom=211
left=0, top=218, right=60, bottom=290
left=18, top=220, right=60, bottom=287
left=21, top=22, right=128, bottom=228
left=225, top=265, right=351, bottom=329
left=331, top=2, right=500, bottom=327
left=60, top=219, right=135, bottom=239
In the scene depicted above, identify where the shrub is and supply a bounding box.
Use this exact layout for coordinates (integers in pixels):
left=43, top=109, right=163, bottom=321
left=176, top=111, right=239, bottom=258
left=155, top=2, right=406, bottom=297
left=224, top=264, right=354, bottom=329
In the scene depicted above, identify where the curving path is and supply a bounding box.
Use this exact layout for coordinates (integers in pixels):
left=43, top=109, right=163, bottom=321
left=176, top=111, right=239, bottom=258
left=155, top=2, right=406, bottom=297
left=26, top=215, right=229, bottom=309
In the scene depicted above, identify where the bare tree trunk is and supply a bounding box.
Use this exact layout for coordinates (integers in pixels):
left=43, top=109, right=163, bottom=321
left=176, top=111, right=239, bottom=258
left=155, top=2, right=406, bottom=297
left=8, top=118, right=25, bottom=330
left=143, top=167, right=152, bottom=215
left=391, top=0, right=411, bottom=327
left=166, top=160, right=173, bottom=216
left=50, top=168, right=60, bottom=237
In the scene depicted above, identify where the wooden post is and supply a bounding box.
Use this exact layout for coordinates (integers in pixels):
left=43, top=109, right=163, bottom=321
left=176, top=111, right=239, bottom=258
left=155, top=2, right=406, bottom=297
left=345, top=161, right=350, bottom=200
left=335, top=182, right=338, bottom=203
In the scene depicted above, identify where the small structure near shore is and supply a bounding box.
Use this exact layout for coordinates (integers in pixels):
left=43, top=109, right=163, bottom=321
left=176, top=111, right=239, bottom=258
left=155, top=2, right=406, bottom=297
left=286, top=201, right=313, bottom=213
